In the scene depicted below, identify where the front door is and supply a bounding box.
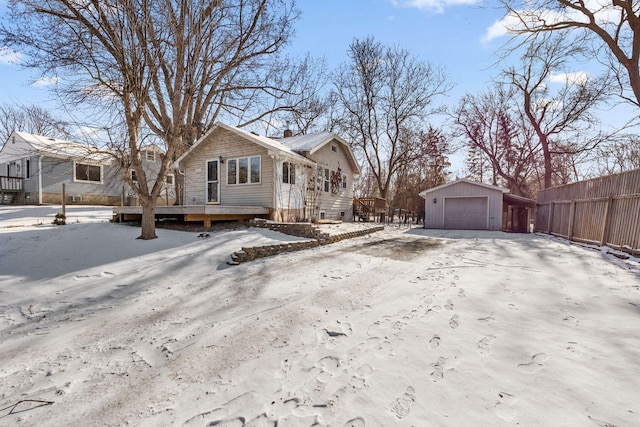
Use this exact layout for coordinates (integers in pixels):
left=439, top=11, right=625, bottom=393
left=206, top=159, right=219, bottom=204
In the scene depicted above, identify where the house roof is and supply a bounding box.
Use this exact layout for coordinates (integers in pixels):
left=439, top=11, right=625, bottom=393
left=1, top=131, right=112, bottom=163
left=419, top=179, right=510, bottom=198
left=281, top=132, right=360, bottom=174
left=174, top=123, right=315, bottom=167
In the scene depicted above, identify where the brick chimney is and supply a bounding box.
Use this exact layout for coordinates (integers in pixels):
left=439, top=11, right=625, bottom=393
left=284, top=120, right=292, bottom=138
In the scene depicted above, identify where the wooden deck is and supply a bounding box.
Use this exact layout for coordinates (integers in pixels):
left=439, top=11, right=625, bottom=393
left=113, top=205, right=271, bottom=226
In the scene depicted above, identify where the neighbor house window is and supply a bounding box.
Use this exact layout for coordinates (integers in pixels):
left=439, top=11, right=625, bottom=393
left=331, top=145, right=337, bottom=153
left=25, top=159, right=30, bottom=179
left=324, top=168, right=330, bottom=192
left=342, top=174, right=347, bottom=189
left=316, top=166, right=323, bottom=191
left=166, top=174, right=173, bottom=186
left=146, top=151, right=156, bottom=162
left=282, top=162, right=296, bottom=184
left=130, top=170, right=138, bottom=182
left=227, top=155, right=260, bottom=185
left=74, top=162, right=102, bottom=183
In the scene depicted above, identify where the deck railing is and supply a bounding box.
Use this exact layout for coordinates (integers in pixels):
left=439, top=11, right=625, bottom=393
left=0, top=176, right=23, bottom=192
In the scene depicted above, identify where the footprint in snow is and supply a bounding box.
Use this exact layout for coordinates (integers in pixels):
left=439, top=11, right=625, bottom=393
left=324, top=320, right=352, bottom=338
left=429, top=335, right=441, bottom=349
left=344, top=417, right=365, bottom=427
left=390, top=386, right=416, bottom=418
left=430, top=357, right=447, bottom=382
left=477, top=335, right=496, bottom=356
left=517, top=353, right=548, bottom=373
left=495, top=391, right=518, bottom=422
left=449, top=315, right=459, bottom=329
left=458, top=289, right=466, bottom=298
left=477, top=315, right=495, bottom=325
left=562, top=313, right=579, bottom=326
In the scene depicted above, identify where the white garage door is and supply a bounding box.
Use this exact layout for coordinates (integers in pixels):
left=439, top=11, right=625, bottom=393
left=444, top=197, right=488, bottom=230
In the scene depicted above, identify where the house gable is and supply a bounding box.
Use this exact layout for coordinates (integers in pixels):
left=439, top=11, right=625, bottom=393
left=178, top=126, right=275, bottom=206
left=281, top=132, right=360, bottom=175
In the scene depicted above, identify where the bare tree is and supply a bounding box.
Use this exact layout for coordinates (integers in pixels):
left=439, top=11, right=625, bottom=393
left=455, top=83, right=539, bottom=197
left=502, top=34, right=609, bottom=188
left=333, top=37, right=451, bottom=209
left=2, top=0, right=303, bottom=239
left=0, top=104, right=70, bottom=143
left=596, top=134, right=640, bottom=174
left=499, top=0, right=640, bottom=110
left=390, top=127, right=451, bottom=221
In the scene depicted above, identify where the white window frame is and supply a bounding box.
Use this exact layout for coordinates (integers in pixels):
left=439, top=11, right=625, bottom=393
left=165, top=174, right=174, bottom=186
left=130, top=170, right=138, bottom=182
left=146, top=150, right=156, bottom=162
left=74, top=162, right=103, bottom=184
left=323, top=168, right=330, bottom=192
left=342, top=173, right=347, bottom=190
left=206, top=159, right=220, bottom=204
left=227, top=155, right=261, bottom=185
left=319, top=210, right=327, bottom=220
left=282, top=161, right=296, bottom=185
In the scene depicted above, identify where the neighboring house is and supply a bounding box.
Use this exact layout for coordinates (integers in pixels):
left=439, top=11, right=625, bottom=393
left=0, top=131, right=174, bottom=206
left=127, top=143, right=177, bottom=206
left=419, top=179, right=535, bottom=232
left=174, top=122, right=360, bottom=222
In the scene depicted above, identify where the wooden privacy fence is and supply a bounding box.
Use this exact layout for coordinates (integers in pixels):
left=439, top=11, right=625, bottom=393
left=536, top=169, right=640, bottom=255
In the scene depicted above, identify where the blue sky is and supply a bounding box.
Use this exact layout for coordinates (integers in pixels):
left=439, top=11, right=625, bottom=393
left=0, top=0, right=506, bottom=111
left=289, top=0, right=505, bottom=96
left=0, top=0, right=633, bottom=148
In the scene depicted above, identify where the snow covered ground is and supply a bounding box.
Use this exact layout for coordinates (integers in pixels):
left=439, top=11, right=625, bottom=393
left=1, top=206, right=639, bottom=426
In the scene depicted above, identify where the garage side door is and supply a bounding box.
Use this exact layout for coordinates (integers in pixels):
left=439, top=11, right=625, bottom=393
left=444, top=197, right=488, bottom=230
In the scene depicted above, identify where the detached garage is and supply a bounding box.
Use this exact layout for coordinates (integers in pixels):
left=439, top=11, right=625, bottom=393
left=419, top=179, right=534, bottom=232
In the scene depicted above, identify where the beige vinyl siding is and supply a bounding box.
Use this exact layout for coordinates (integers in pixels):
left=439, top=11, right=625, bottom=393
left=308, top=140, right=355, bottom=221
left=425, top=181, right=504, bottom=230
left=274, top=158, right=307, bottom=210
left=180, top=128, right=274, bottom=207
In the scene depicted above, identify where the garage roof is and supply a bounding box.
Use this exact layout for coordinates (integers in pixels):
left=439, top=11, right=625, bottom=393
left=419, top=179, right=509, bottom=197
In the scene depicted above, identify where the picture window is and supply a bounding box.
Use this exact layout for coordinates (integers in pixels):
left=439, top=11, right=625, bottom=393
left=74, top=162, right=102, bottom=183
left=227, top=155, right=261, bottom=185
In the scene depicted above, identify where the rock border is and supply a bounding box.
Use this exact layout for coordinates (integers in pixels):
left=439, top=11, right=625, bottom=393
left=228, top=219, right=384, bottom=264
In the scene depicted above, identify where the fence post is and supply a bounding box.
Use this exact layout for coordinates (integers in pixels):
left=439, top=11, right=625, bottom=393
left=61, top=183, right=66, bottom=217
left=547, top=202, right=554, bottom=234
left=600, top=196, right=613, bottom=246
left=567, top=200, right=576, bottom=240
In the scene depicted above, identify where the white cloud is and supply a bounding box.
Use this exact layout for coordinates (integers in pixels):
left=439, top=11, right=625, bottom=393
left=391, top=0, right=480, bottom=14
left=32, top=76, right=60, bottom=86
left=549, top=71, right=589, bottom=85
left=0, top=47, right=22, bottom=65
left=482, top=16, right=514, bottom=44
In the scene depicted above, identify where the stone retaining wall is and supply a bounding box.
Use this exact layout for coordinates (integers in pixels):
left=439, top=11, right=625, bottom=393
left=229, top=220, right=384, bottom=264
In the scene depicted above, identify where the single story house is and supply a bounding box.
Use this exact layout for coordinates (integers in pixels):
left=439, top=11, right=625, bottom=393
left=173, top=122, right=360, bottom=222
left=0, top=131, right=174, bottom=206
left=419, top=179, right=536, bottom=232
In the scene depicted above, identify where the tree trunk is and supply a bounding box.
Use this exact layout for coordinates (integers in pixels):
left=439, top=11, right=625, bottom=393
left=138, top=196, right=157, bottom=240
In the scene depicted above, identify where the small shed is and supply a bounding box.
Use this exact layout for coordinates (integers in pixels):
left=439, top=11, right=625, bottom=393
left=419, top=179, right=535, bottom=232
